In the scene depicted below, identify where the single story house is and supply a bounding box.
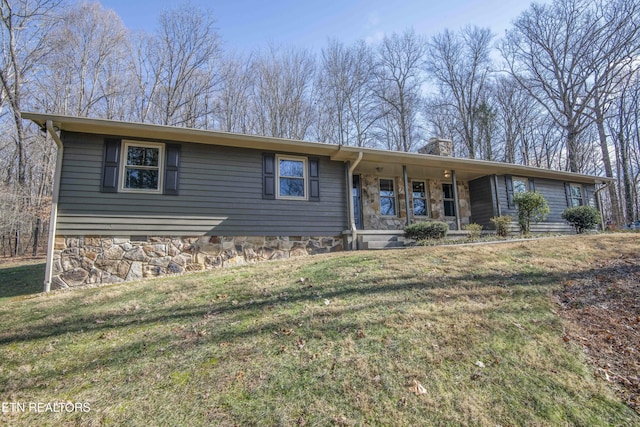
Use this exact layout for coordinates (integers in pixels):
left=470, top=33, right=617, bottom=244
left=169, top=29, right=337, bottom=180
left=23, top=113, right=609, bottom=291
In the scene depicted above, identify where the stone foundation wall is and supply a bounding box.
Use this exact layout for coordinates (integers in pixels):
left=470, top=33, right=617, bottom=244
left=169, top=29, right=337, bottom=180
left=52, top=235, right=344, bottom=290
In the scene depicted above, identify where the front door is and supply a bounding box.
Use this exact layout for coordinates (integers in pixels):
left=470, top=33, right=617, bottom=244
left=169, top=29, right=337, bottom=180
left=352, top=175, right=363, bottom=229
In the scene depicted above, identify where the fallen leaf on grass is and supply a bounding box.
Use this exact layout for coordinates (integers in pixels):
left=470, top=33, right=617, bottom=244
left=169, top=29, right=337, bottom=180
left=297, top=337, right=306, bottom=350
left=410, top=379, right=427, bottom=395
left=333, top=415, right=349, bottom=426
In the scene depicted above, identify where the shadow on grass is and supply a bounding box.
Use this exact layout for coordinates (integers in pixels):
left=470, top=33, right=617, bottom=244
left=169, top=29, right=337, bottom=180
left=2, top=262, right=636, bottom=348
left=2, top=259, right=639, bottom=410
left=0, top=262, right=44, bottom=299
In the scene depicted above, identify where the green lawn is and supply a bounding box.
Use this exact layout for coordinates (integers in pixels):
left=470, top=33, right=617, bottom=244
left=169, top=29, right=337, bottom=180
left=0, top=259, right=45, bottom=299
left=0, top=235, right=638, bottom=426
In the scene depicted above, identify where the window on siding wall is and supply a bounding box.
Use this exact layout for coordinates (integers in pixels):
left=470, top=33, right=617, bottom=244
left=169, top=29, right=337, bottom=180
left=120, top=141, right=164, bottom=192
left=379, top=178, right=396, bottom=216
left=569, top=183, right=583, bottom=206
left=412, top=180, right=428, bottom=217
left=277, top=155, right=307, bottom=199
left=442, top=183, right=456, bottom=217
left=512, top=176, right=528, bottom=194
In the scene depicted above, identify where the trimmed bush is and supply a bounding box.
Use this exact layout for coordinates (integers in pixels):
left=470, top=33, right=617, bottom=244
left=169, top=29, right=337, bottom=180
left=463, top=223, right=483, bottom=240
left=490, top=216, right=512, bottom=237
left=562, top=205, right=600, bottom=234
left=404, top=221, right=449, bottom=240
left=514, top=191, right=550, bottom=235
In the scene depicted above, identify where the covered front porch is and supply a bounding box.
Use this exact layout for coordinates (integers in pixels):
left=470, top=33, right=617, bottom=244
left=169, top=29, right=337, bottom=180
left=330, top=139, right=608, bottom=250
left=333, top=140, right=479, bottom=250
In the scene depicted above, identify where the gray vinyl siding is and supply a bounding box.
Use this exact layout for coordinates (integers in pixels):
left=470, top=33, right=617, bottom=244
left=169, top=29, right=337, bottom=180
left=468, top=176, right=496, bottom=228
left=57, top=132, right=348, bottom=236
left=495, top=175, right=597, bottom=231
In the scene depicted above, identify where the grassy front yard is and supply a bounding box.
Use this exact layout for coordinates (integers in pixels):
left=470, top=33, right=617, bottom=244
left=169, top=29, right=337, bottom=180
left=0, top=235, right=638, bottom=426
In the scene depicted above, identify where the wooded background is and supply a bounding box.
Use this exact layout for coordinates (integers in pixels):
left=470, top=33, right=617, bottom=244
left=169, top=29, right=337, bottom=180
left=1, top=0, right=639, bottom=257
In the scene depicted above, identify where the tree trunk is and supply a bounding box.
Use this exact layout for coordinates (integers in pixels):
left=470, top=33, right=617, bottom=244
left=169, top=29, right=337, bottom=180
left=33, top=218, right=41, bottom=256
left=618, top=128, right=634, bottom=224
left=594, top=95, right=622, bottom=225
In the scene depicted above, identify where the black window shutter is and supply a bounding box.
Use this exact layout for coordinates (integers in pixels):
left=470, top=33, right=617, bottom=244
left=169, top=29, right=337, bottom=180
left=505, top=175, right=514, bottom=209
left=164, top=144, right=181, bottom=195
left=309, top=157, right=320, bottom=201
left=564, top=182, right=572, bottom=207
left=101, top=138, right=121, bottom=192
left=528, top=178, right=536, bottom=192
left=263, top=153, right=275, bottom=199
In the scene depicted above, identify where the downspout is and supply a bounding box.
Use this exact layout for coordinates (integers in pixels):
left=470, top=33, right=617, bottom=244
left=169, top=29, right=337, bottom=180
left=403, top=165, right=411, bottom=227
left=451, top=170, right=461, bottom=230
left=347, top=152, right=363, bottom=250
left=594, top=184, right=609, bottom=232
left=44, top=120, right=63, bottom=292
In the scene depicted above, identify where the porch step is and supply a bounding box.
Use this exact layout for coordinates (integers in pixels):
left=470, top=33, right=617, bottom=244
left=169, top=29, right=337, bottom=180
left=354, top=229, right=475, bottom=249
left=364, top=240, right=406, bottom=249
left=357, top=231, right=407, bottom=250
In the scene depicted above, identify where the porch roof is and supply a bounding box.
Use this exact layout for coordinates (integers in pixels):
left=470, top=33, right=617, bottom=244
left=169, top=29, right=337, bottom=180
left=330, top=145, right=609, bottom=184
left=24, top=112, right=609, bottom=184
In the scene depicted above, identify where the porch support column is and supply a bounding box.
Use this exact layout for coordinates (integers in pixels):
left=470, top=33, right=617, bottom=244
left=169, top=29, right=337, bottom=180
left=452, top=169, right=461, bottom=230
left=347, top=152, right=363, bottom=250
left=403, top=165, right=411, bottom=227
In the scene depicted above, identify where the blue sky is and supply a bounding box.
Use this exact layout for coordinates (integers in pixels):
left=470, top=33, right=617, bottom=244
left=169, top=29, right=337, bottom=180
left=100, top=0, right=539, bottom=52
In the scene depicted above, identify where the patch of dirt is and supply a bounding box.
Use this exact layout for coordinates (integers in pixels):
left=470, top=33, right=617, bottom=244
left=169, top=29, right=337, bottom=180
left=555, top=254, right=640, bottom=414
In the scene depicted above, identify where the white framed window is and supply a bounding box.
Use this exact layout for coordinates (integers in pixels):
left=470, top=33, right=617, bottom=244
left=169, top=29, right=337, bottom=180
left=379, top=178, right=396, bottom=216
left=120, top=141, right=164, bottom=193
left=412, top=180, right=428, bottom=217
left=277, top=155, right=307, bottom=200
left=512, top=176, right=529, bottom=194
left=442, top=183, right=456, bottom=217
left=569, top=183, right=583, bottom=207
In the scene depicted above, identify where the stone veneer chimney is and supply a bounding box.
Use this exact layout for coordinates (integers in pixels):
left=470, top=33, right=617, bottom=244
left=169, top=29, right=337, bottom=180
left=418, top=137, right=453, bottom=157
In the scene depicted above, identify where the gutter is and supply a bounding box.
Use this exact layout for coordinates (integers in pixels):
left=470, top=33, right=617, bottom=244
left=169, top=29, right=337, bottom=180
left=347, top=151, right=363, bottom=250
left=43, top=120, right=63, bottom=292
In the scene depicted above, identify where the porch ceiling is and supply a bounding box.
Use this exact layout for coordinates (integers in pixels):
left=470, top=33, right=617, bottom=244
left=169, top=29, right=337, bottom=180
left=354, top=161, right=486, bottom=181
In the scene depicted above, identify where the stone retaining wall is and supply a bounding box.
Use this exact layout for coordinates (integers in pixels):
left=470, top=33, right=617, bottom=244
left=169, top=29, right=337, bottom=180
left=52, top=235, right=344, bottom=289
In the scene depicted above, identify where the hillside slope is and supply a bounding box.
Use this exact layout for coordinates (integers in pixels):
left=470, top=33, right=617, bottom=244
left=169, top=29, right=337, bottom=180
left=1, top=234, right=638, bottom=426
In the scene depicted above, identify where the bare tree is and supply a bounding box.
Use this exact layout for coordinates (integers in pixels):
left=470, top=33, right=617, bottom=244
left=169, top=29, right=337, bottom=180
left=500, top=0, right=640, bottom=174
left=134, top=3, right=220, bottom=127
left=373, top=29, right=426, bottom=152
left=317, top=39, right=380, bottom=146
left=36, top=1, right=131, bottom=118
left=607, top=73, right=640, bottom=223
left=426, top=26, right=494, bottom=159
left=213, top=52, right=253, bottom=133
left=250, top=45, right=316, bottom=140
left=493, top=75, right=541, bottom=165
left=0, top=0, right=61, bottom=184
